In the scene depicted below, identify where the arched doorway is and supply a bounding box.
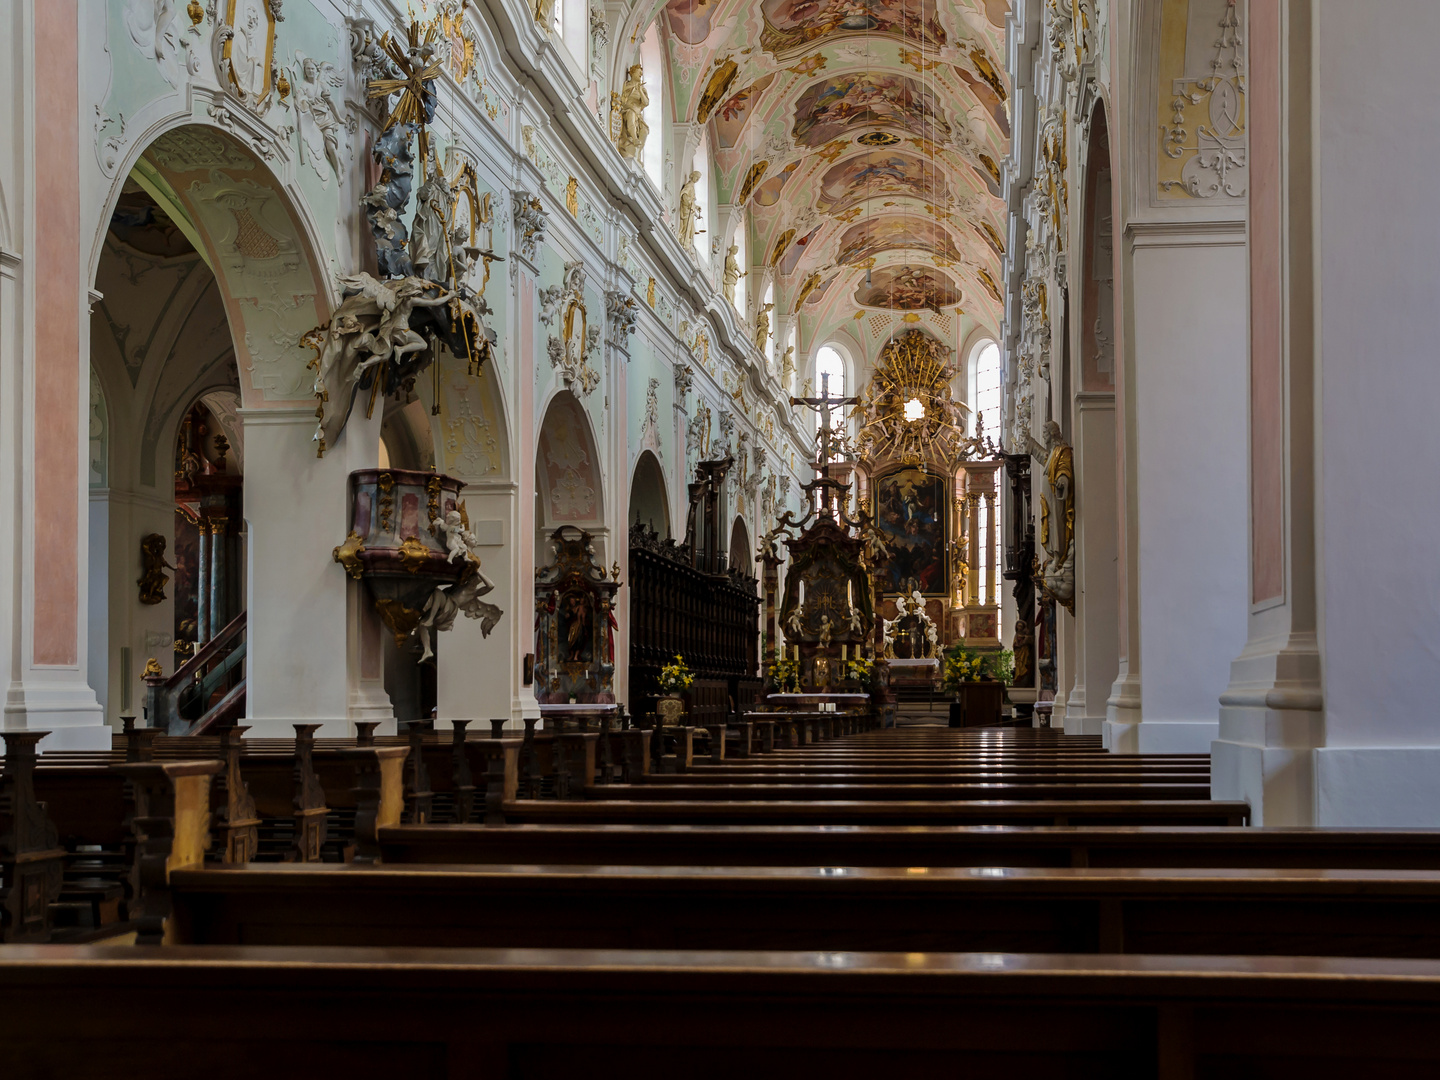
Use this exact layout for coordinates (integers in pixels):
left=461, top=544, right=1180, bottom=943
left=629, top=450, right=670, bottom=539
left=87, top=123, right=364, bottom=735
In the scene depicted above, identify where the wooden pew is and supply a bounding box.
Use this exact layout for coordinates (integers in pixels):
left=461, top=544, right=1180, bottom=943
left=168, top=862, right=1440, bottom=959
left=497, top=798, right=1250, bottom=826
left=580, top=781, right=1215, bottom=801
left=376, top=823, right=1440, bottom=871
left=3, top=946, right=1440, bottom=1078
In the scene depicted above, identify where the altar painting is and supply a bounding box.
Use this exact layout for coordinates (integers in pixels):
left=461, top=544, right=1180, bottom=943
left=872, top=468, right=947, bottom=593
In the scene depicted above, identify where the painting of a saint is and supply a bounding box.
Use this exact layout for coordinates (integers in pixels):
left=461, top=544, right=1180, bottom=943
left=761, top=0, right=946, bottom=59
left=816, top=151, right=950, bottom=214
left=855, top=265, right=961, bottom=312
left=835, top=215, right=963, bottom=265
left=792, top=73, right=950, bottom=148
left=872, top=468, right=947, bottom=593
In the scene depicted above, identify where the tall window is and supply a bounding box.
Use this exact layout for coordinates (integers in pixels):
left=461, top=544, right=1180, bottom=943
left=639, top=22, right=664, bottom=189
left=813, top=346, right=846, bottom=461
left=974, top=340, right=1001, bottom=441
left=692, top=138, right=710, bottom=265
left=971, top=340, right=1003, bottom=617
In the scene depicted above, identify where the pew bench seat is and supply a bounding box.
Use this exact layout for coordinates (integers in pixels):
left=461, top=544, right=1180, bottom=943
left=5, top=945, right=1440, bottom=1077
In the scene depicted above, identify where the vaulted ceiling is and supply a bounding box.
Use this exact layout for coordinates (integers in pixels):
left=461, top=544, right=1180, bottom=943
left=660, top=0, right=1011, bottom=351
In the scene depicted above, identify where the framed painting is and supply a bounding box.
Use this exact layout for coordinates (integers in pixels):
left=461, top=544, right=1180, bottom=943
left=871, top=467, right=948, bottom=594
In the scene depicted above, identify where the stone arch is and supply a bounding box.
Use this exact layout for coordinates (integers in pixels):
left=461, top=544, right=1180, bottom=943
left=629, top=449, right=671, bottom=538
left=88, top=122, right=333, bottom=412
left=536, top=389, right=605, bottom=530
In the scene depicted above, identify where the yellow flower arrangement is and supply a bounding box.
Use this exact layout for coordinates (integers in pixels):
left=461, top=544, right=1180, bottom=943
left=657, top=654, right=695, bottom=694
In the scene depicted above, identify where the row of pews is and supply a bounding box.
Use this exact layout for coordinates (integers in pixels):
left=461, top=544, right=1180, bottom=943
left=5, top=718, right=1440, bottom=1075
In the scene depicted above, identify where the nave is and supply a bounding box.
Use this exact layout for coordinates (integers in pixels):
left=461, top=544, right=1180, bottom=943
left=4, top=717, right=1440, bottom=1076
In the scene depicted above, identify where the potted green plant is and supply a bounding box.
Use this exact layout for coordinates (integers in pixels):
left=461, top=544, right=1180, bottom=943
left=655, top=654, right=694, bottom=724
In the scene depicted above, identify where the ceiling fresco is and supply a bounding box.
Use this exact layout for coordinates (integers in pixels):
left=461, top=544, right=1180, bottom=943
left=651, top=0, right=1011, bottom=355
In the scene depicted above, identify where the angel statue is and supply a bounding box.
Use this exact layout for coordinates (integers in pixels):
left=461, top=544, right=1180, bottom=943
left=416, top=560, right=503, bottom=662
left=293, top=54, right=346, bottom=181
left=786, top=605, right=804, bottom=638
left=819, top=615, right=833, bottom=648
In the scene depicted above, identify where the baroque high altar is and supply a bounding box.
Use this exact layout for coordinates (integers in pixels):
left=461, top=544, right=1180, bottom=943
left=763, top=330, right=1001, bottom=691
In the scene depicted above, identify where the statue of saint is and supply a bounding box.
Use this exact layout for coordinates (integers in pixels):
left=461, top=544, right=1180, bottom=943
left=780, top=344, right=795, bottom=388
left=753, top=301, right=773, bottom=354
left=722, top=243, right=746, bottom=304
left=1042, top=420, right=1074, bottom=562
left=676, top=170, right=701, bottom=249
left=615, top=64, right=650, bottom=162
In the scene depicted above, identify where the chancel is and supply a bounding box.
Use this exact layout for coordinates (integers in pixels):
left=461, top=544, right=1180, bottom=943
left=3, top=0, right=1440, bottom=1073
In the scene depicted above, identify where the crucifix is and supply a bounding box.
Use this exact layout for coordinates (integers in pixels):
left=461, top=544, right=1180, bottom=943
left=790, top=373, right=859, bottom=515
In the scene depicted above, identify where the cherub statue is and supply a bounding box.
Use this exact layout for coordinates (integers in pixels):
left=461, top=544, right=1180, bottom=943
left=818, top=615, right=833, bottom=648
left=786, top=605, right=803, bottom=637
left=925, top=621, right=939, bottom=657
left=436, top=507, right=479, bottom=564
left=848, top=606, right=863, bottom=634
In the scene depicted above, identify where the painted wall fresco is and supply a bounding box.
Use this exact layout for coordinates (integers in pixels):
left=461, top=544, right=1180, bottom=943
left=754, top=160, right=801, bottom=205
left=835, top=215, right=962, bottom=264
left=760, top=0, right=946, bottom=59
left=854, top=265, right=961, bottom=312
left=777, top=223, right=824, bottom=275
left=792, top=72, right=951, bottom=147
left=872, top=467, right=947, bottom=593
left=665, top=0, right=720, bottom=45
left=815, top=151, right=950, bottom=214
left=956, top=67, right=1010, bottom=137
left=714, top=74, right=775, bottom=147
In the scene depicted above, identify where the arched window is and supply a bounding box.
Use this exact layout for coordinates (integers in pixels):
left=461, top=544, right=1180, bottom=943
left=973, top=340, right=1001, bottom=441
left=639, top=22, right=664, bottom=189
left=692, top=138, right=711, bottom=266
left=561, top=0, right=587, bottom=66
left=813, top=345, right=847, bottom=461
left=968, top=339, right=1003, bottom=617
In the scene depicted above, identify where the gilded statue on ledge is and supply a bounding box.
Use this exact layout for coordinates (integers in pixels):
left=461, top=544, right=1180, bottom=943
left=722, top=243, right=746, bottom=304
left=615, top=64, right=650, bottom=162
